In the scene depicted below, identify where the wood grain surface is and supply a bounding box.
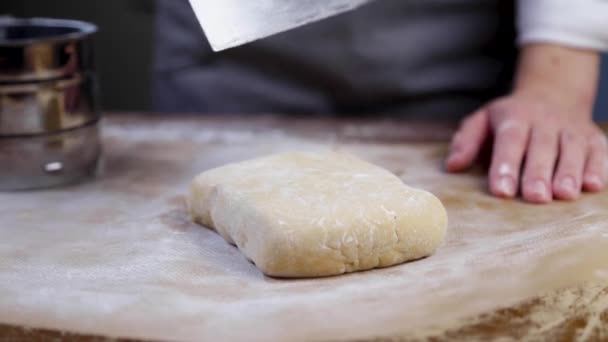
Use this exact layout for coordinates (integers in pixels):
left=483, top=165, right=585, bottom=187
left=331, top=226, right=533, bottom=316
left=1, top=113, right=607, bottom=342
left=2, top=284, right=607, bottom=341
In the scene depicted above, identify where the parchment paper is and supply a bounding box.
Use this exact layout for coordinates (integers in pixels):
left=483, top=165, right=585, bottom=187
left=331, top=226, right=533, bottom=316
left=1, top=115, right=607, bottom=341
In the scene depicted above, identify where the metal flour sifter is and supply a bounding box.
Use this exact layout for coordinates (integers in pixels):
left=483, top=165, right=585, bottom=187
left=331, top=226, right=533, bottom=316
left=0, top=18, right=101, bottom=191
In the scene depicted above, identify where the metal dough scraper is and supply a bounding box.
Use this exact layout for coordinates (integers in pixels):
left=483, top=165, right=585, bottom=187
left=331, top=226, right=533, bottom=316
left=188, top=0, right=371, bottom=51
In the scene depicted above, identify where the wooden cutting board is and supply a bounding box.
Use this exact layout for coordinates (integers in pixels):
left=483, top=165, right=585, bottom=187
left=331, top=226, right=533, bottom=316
left=1, top=114, right=607, bottom=341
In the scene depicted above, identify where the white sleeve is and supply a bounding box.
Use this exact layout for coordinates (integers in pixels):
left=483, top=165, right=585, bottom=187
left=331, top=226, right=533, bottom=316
left=518, top=0, right=608, bottom=51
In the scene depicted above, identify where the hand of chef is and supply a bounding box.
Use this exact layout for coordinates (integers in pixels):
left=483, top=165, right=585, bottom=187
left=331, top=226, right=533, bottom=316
left=445, top=44, right=608, bottom=203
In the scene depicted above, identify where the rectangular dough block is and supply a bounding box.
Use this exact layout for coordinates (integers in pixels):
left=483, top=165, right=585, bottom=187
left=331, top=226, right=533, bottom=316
left=189, top=151, right=447, bottom=278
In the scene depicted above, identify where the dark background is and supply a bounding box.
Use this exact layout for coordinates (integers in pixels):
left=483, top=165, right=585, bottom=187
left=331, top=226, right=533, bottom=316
left=1, top=0, right=155, bottom=112
left=1, top=0, right=607, bottom=119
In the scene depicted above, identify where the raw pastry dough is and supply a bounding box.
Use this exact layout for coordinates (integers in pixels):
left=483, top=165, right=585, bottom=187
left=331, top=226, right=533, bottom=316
left=189, top=151, right=447, bottom=278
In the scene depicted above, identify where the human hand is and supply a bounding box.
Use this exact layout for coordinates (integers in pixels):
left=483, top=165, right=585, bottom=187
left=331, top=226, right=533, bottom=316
left=445, top=94, right=607, bottom=203
left=445, top=44, right=606, bottom=203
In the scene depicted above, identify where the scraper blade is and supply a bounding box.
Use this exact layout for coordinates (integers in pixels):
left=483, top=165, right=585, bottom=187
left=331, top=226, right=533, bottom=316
left=188, top=0, right=370, bottom=51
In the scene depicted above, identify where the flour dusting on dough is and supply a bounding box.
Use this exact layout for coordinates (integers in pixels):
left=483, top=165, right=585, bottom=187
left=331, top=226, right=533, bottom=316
left=188, top=151, right=448, bottom=278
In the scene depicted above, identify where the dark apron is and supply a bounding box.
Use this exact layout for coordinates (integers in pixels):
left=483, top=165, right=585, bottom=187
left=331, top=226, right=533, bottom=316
left=154, top=0, right=516, bottom=118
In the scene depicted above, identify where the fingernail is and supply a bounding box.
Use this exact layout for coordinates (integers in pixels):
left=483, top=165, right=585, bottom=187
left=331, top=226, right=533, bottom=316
left=560, top=176, right=576, bottom=194
left=530, top=180, right=550, bottom=201
left=497, top=177, right=516, bottom=197
left=586, top=175, right=602, bottom=188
